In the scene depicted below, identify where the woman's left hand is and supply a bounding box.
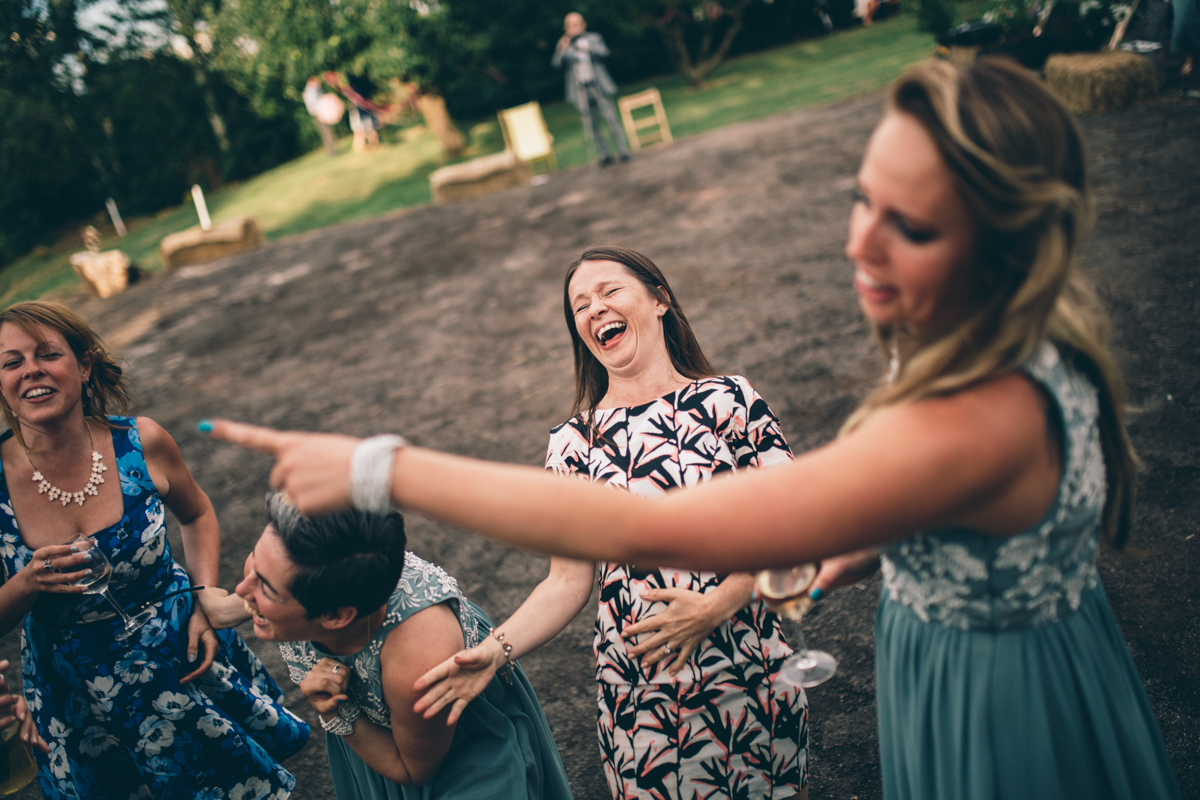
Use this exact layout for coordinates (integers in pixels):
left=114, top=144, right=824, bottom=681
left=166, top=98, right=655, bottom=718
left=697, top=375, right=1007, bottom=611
left=180, top=604, right=219, bottom=685
left=300, top=658, right=351, bottom=717
left=623, top=588, right=720, bottom=676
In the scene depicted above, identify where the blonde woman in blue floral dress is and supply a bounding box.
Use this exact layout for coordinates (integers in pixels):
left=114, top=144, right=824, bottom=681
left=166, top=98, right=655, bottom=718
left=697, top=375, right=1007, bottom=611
left=0, top=302, right=308, bottom=799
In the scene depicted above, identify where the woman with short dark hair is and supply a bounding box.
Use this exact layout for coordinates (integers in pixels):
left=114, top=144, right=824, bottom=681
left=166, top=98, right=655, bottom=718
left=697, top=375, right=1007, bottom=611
left=204, top=495, right=573, bottom=800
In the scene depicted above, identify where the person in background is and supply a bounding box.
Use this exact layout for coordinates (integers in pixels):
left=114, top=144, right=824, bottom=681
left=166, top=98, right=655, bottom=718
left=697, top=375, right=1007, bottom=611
left=202, top=495, right=574, bottom=800
left=304, top=76, right=341, bottom=157
left=553, top=13, right=631, bottom=167
left=1173, top=0, right=1199, bottom=77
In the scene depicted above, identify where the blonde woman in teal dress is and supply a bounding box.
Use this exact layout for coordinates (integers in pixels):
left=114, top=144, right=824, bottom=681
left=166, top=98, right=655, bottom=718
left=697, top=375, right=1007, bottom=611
left=202, top=494, right=573, bottom=800
left=206, top=58, right=1181, bottom=799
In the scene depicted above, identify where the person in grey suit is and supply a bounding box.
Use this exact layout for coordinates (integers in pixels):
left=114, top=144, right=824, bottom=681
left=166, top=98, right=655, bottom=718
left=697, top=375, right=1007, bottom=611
left=553, top=12, right=631, bottom=166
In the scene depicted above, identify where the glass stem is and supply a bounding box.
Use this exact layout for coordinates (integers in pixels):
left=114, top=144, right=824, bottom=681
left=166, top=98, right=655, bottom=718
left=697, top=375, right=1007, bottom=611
left=100, top=588, right=135, bottom=627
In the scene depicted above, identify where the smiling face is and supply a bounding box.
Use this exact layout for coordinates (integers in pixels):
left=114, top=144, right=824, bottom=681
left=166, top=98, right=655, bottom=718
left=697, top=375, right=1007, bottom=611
left=564, top=12, right=586, bottom=36
left=235, top=526, right=316, bottom=643
left=846, top=112, right=980, bottom=335
left=568, top=259, right=671, bottom=381
left=0, top=322, right=92, bottom=428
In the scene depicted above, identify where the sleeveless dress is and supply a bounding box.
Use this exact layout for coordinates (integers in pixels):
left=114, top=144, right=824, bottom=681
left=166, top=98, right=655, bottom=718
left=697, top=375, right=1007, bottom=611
left=278, top=551, right=573, bottom=800
left=875, top=343, right=1181, bottom=800
left=0, top=417, right=310, bottom=800
left=545, top=376, right=808, bottom=800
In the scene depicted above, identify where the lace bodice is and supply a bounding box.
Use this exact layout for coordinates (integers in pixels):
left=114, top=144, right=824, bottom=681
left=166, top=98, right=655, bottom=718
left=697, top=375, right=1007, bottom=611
left=278, top=552, right=479, bottom=731
left=880, top=343, right=1107, bottom=631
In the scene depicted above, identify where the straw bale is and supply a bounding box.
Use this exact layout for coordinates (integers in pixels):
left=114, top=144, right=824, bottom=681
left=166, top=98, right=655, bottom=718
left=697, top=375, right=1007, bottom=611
left=1045, top=50, right=1157, bottom=115
left=429, top=150, right=530, bottom=205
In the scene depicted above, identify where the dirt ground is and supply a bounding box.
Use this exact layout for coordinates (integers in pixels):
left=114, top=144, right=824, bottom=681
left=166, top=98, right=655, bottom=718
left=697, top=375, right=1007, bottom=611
left=2, top=87, right=1197, bottom=800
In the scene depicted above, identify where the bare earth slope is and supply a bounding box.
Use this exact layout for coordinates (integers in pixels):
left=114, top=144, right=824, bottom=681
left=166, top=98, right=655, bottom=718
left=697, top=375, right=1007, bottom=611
left=3, top=90, right=1196, bottom=799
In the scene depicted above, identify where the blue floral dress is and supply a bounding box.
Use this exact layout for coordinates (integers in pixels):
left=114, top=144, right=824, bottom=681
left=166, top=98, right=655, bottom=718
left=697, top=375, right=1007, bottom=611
left=875, top=344, right=1180, bottom=800
left=0, top=417, right=310, bottom=800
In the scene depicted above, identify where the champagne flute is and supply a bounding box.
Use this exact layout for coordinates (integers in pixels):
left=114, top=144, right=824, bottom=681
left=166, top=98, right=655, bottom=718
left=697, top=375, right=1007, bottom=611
left=69, top=534, right=154, bottom=642
left=756, top=564, right=838, bottom=688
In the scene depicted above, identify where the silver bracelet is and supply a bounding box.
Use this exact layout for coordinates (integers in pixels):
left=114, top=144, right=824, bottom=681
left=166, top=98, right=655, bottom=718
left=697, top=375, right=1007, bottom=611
left=317, top=711, right=355, bottom=736
left=350, top=435, right=407, bottom=514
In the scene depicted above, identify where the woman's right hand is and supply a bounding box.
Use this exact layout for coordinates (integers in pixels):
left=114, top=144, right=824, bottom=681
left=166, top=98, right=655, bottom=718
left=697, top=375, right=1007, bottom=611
left=810, top=548, right=881, bottom=597
left=196, top=587, right=251, bottom=629
left=21, top=544, right=93, bottom=596
left=0, top=660, right=49, bottom=754
left=412, top=636, right=504, bottom=725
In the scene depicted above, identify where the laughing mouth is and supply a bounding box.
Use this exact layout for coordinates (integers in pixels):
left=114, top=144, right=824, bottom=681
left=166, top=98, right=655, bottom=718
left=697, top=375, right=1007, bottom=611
left=596, top=322, right=626, bottom=345
left=22, top=387, right=54, bottom=399
left=244, top=601, right=267, bottom=625
left=855, top=269, right=885, bottom=290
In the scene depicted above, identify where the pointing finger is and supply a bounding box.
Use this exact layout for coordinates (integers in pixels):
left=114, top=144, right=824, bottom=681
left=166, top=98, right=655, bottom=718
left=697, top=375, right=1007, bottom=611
left=200, top=419, right=288, bottom=455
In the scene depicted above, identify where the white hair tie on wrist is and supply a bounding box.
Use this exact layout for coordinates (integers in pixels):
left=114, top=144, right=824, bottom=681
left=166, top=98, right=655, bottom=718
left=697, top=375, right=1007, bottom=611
left=349, top=435, right=408, bottom=514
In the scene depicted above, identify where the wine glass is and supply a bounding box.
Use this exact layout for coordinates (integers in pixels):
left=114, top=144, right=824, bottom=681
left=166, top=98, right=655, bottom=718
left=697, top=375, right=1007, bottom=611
left=756, top=564, right=838, bottom=688
left=69, top=534, right=155, bottom=642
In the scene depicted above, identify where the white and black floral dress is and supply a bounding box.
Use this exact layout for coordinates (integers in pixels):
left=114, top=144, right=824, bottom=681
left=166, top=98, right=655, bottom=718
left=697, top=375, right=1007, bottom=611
left=546, top=376, right=808, bottom=800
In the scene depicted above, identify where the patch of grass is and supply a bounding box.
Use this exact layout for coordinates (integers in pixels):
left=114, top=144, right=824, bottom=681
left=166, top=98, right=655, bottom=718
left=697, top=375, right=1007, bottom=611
left=2, top=9, right=983, bottom=305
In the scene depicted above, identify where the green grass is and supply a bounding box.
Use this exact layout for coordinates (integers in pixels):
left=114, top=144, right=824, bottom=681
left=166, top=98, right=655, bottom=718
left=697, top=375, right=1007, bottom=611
left=1, top=8, right=986, bottom=305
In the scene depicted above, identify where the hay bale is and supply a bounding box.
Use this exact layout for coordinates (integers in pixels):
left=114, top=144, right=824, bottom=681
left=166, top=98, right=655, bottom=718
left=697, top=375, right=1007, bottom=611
left=70, top=249, right=133, bottom=299
left=1044, top=50, right=1157, bottom=115
left=429, top=150, right=530, bottom=205
left=160, top=216, right=264, bottom=269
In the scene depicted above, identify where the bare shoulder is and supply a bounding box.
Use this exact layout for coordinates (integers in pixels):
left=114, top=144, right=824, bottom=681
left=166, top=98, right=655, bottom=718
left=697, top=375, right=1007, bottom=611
left=382, top=603, right=465, bottom=688
left=859, top=372, right=1052, bottom=487
left=133, top=416, right=173, bottom=453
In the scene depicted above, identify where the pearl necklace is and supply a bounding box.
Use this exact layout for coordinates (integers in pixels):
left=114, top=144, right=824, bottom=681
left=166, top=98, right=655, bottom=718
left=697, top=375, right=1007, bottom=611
left=26, top=424, right=108, bottom=507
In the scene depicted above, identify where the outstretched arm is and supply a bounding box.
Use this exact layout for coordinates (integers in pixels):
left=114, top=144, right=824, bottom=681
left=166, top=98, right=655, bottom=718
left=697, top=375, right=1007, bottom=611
left=413, top=557, right=593, bottom=724
left=203, top=374, right=1056, bottom=573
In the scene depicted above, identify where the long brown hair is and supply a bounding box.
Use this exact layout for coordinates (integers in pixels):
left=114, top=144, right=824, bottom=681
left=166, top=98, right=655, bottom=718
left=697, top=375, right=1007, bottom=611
left=842, top=58, right=1136, bottom=550
left=0, top=301, right=133, bottom=450
left=563, top=246, right=715, bottom=421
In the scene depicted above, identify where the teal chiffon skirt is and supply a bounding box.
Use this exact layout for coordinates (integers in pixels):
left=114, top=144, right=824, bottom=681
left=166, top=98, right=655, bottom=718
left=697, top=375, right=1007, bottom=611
left=326, top=602, right=573, bottom=800
left=875, top=585, right=1179, bottom=800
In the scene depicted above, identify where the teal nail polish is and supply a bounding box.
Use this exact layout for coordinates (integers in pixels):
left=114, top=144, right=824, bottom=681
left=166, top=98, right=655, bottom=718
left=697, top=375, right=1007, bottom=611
left=188, top=653, right=196, bottom=663
left=810, top=587, right=824, bottom=602
left=84, top=569, right=93, bottom=576
left=81, top=552, right=92, bottom=562
left=69, top=545, right=78, bottom=553
left=197, top=420, right=214, bottom=433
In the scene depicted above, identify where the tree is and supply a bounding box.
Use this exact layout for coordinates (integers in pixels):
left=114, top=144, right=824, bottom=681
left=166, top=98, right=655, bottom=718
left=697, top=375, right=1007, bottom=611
left=210, top=0, right=480, bottom=156
left=602, top=0, right=758, bottom=87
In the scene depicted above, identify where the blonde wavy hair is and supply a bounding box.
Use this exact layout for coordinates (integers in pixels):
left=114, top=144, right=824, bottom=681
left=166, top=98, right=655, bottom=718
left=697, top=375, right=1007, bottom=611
left=841, top=58, right=1136, bottom=550
left=0, top=301, right=133, bottom=451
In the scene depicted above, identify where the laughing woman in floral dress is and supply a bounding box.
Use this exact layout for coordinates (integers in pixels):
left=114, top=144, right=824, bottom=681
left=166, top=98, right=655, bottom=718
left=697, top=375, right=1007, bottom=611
left=0, top=302, right=308, bottom=799
left=413, top=247, right=808, bottom=800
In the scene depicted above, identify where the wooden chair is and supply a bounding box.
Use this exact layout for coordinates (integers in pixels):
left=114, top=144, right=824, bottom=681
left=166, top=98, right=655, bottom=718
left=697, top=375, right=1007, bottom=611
left=618, top=88, right=674, bottom=152
left=497, top=101, right=557, bottom=175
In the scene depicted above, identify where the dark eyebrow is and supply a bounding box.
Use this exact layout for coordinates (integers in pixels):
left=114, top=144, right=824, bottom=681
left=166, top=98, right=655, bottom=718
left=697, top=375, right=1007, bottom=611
left=249, top=547, right=280, bottom=596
